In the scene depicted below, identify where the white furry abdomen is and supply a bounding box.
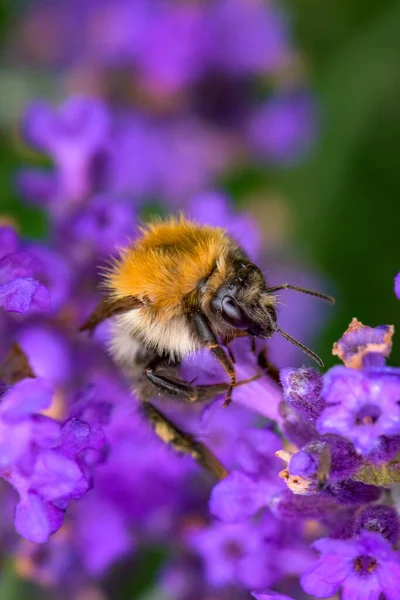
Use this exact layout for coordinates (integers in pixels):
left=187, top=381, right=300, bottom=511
left=109, top=308, right=202, bottom=364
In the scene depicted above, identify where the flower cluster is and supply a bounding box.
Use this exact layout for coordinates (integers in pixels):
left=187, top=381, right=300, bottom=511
left=13, top=0, right=316, bottom=209
left=201, top=317, right=400, bottom=599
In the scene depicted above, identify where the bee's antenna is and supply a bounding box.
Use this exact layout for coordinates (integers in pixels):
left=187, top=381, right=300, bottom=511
left=266, top=284, right=335, bottom=304
left=274, top=325, right=324, bottom=368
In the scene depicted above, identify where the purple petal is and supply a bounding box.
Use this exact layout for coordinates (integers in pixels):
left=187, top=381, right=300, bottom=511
left=22, top=101, right=56, bottom=150
left=395, top=272, right=400, bottom=300
left=30, top=282, right=50, bottom=312
left=30, top=450, right=88, bottom=501
left=300, top=555, right=348, bottom=597
left=210, top=471, right=267, bottom=521
left=14, top=493, right=52, bottom=543
left=0, top=419, right=32, bottom=467
left=0, top=251, right=40, bottom=281
left=44, top=501, right=65, bottom=535
left=31, top=415, right=61, bottom=448
left=271, top=489, right=340, bottom=521
left=0, top=378, right=53, bottom=422
left=252, top=593, right=294, bottom=600
left=341, top=572, right=381, bottom=600
left=378, top=559, right=400, bottom=600
left=0, top=226, right=19, bottom=259
left=75, top=496, right=133, bottom=574
left=16, top=169, right=57, bottom=206
left=235, top=429, right=282, bottom=475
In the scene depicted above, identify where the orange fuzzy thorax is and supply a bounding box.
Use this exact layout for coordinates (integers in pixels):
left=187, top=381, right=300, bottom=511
left=106, top=217, right=231, bottom=317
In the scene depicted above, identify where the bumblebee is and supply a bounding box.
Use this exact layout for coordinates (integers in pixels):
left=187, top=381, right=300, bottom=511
left=81, top=216, right=333, bottom=478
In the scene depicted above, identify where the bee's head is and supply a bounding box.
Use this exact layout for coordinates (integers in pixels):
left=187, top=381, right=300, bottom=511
left=211, top=261, right=277, bottom=339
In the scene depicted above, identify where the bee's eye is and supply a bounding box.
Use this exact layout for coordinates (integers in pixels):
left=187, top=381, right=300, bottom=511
left=221, top=296, right=249, bottom=328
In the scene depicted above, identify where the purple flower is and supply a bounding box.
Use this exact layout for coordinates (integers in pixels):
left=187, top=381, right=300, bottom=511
left=73, top=494, right=134, bottom=575
left=206, top=0, right=290, bottom=75
left=333, top=318, right=394, bottom=369
left=16, top=169, right=57, bottom=207
left=26, top=245, right=72, bottom=313
left=0, top=226, right=19, bottom=258
left=0, top=378, right=54, bottom=468
left=301, top=531, right=400, bottom=599
left=210, top=429, right=283, bottom=521
left=317, top=366, right=400, bottom=454
left=0, top=375, right=107, bottom=543
left=395, top=272, right=400, bottom=299
left=22, top=96, right=110, bottom=203
left=247, top=93, right=316, bottom=165
left=137, top=4, right=206, bottom=93
left=0, top=238, right=50, bottom=314
left=70, top=195, right=136, bottom=256
left=186, top=517, right=277, bottom=590
left=187, top=191, right=262, bottom=260
left=17, top=326, right=72, bottom=386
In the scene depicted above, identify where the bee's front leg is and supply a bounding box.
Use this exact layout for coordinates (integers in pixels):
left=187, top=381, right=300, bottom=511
left=191, top=311, right=239, bottom=408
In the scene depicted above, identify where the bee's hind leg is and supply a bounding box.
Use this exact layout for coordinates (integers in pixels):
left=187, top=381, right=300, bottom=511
left=142, top=402, right=227, bottom=480
left=144, top=357, right=232, bottom=403
left=144, top=352, right=258, bottom=404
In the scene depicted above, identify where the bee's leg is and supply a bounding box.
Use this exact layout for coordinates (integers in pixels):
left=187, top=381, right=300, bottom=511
left=256, top=345, right=280, bottom=385
left=192, top=312, right=238, bottom=408
left=145, top=365, right=231, bottom=402
left=222, top=330, right=248, bottom=363
left=142, top=402, right=228, bottom=480
left=144, top=355, right=236, bottom=403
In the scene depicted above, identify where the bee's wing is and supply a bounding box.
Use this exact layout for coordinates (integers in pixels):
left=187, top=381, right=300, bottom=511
left=79, top=296, right=143, bottom=335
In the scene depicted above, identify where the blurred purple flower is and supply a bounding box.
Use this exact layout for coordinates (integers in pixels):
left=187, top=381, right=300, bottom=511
left=0, top=226, right=19, bottom=258
left=137, top=4, right=206, bottom=93
left=301, top=531, right=400, bottom=599
left=252, top=592, right=294, bottom=600
left=395, top=272, right=400, bottom=299
left=187, top=518, right=276, bottom=590
left=187, top=191, right=262, bottom=260
left=210, top=429, right=283, bottom=521
left=22, top=96, right=110, bottom=204
left=70, top=195, right=136, bottom=256
left=247, top=93, right=316, bottom=165
left=17, top=326, right=72, bottom=386
left=317, top=366, right=400, bottom=454
left=206, top=0, right=290, bottom=75
left=0, top=232, right=50, bottom=314
left=0, top=376, right=107, bottom=544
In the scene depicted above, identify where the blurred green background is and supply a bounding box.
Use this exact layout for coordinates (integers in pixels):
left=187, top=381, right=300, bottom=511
left=1, top=0, right=400, bottom=362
